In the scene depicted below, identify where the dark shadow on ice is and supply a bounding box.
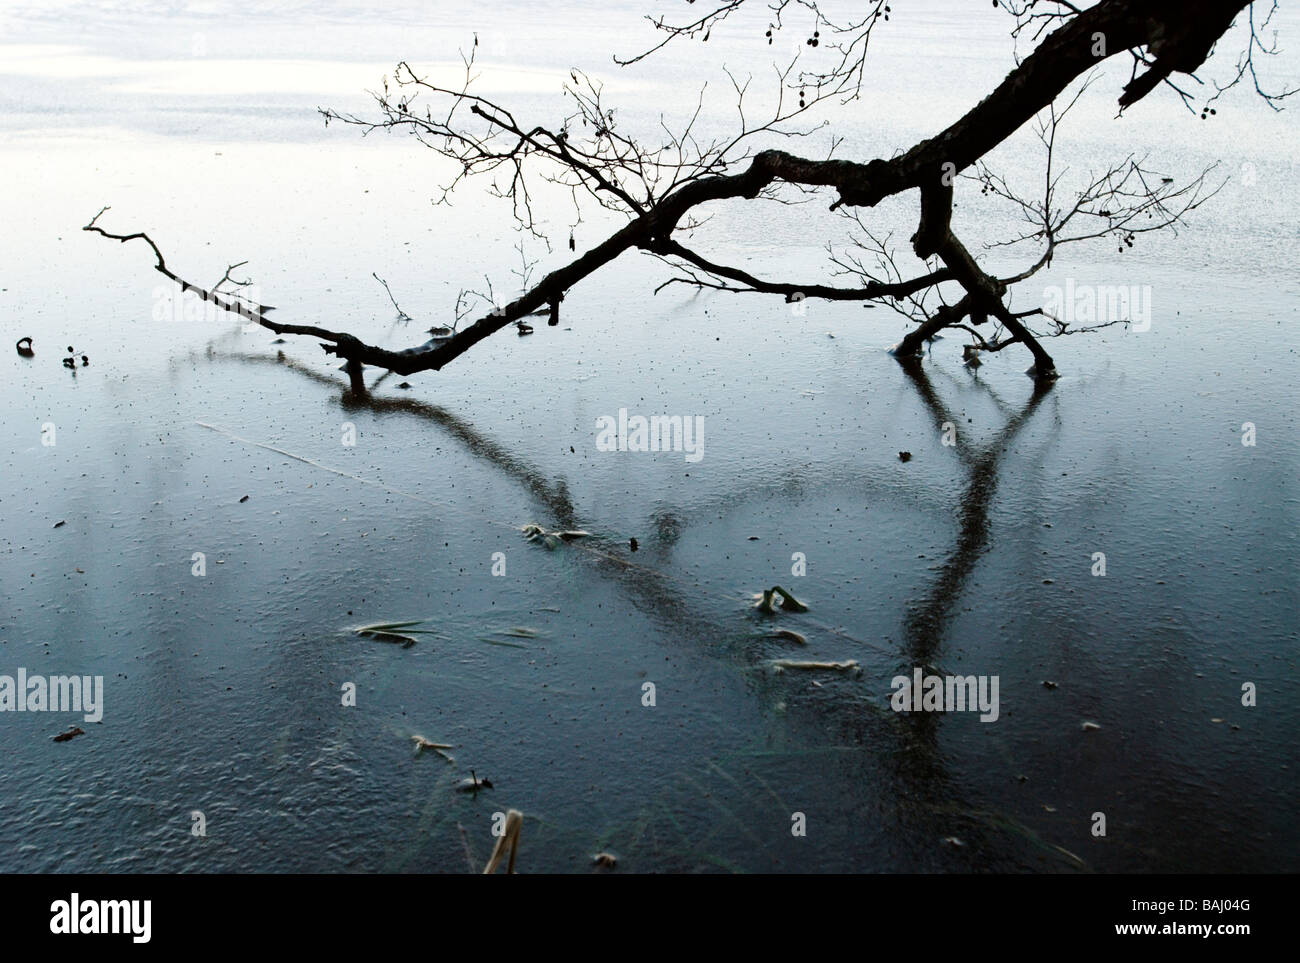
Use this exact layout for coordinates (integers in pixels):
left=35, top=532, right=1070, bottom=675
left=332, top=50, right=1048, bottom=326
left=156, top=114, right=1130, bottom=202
left=192, top=344, right=1075, bottom=868
left=896, top=357, right=1055, bottom=667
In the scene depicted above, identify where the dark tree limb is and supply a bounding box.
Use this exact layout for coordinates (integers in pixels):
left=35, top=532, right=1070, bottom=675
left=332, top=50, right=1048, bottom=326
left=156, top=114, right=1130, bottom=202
left=86, top=0, right=1258, bottom=386
left=648, top=237, right=952, bottom=302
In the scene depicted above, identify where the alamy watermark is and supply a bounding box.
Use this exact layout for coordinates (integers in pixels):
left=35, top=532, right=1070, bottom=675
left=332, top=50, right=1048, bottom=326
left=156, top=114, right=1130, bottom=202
left=891, top=668, right=999, bottom=722
left=1042, top=279, right=1151, bottom=332
left=152, top=284, right=267, bottom=327
left=50, top=894, right=150, bottom=943
left=595, top=408, right=704, bottom=463
left=0, top=669, right=103, bottom=722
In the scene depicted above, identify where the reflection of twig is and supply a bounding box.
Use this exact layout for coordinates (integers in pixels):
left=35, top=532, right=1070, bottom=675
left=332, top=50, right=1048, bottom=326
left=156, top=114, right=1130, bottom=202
left=457, top=822, right=477, bottom=873
left=897, top=359, right=1055, bottom=662
left=373, top=272, right=412, bottom=321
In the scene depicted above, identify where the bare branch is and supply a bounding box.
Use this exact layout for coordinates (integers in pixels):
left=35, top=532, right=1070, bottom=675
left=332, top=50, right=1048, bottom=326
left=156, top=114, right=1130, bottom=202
left=89, top=0, right=1260, bottom=387
left=373, top=273, right=412, bottom=321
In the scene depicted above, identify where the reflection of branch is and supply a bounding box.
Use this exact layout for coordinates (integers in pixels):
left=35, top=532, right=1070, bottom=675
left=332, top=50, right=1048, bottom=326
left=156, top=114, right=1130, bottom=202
left=192, top=346, right=579, bottom=525
left=875, top=360, right=1057, bottom=853
left=896, top=358, right=1055, bottom=664
left=189, top=343, right=965, bottom=670
left=203, top=339, right=1080, bottom=865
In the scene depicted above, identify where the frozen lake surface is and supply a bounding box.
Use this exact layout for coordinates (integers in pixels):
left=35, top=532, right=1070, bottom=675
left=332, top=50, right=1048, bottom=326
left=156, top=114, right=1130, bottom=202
left=0, top=0, right=1297, bottom=872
